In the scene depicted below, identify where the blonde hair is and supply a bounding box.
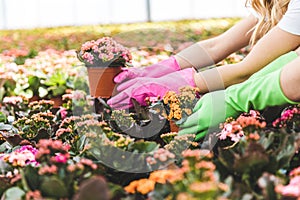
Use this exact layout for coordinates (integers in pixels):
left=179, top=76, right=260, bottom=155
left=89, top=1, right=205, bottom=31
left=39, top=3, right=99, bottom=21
left=246, top=0, right=290, bottom=45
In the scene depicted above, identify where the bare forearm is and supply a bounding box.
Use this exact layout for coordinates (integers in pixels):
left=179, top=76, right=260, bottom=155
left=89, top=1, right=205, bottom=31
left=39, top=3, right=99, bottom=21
left=193, top=26, right=300, bottom=93
left=193, top=63, right=247, bottom=93
left=174, top=15, right=257, bottom=70
left=174, top=38, right=230, bottom=69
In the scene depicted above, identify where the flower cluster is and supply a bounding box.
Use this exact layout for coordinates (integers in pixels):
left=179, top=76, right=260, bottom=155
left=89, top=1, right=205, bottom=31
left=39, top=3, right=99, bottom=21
left=160, top=131, right=178, bottom=144
left=273, top=105, right=300, bottom=130
left=77, top=37, right=132, bottom=67
left=164, top=134, right=198, bottom=159
left=146, top=148, right=175, bottom=168
left=125, top=149, right=227, bottom=199
left=28, top=99, right=54, bottom=112
left=10, top=139, right=101, bottom=199
left=124, top=168, right=183, bottom=195
left=60, top=90, right=94, bottom=117
left=35, top=139, right=70, bottom=164
left=1, top=145, right=38, bottom=167
left=66, top=158, right=97, bottom=173
left=1, top=49, right=82, bottom=100
left=164, top=86, right=200, bottom=120
left=162, top=91, right=182, bottom=120
left=105, top=132, right=135, bottom=149
left=149, top=86, right=200, bottom=122
left=13, top=111, right=55, bottom=140
left=2, top=96, right=25, bottom=105
left=110, top=109, right=135, bottom=131
left=275, top=166, right=300, bottom=198
left=217, top=110, right=266, bottom=143
left=2, top=96, right=29, bottom=120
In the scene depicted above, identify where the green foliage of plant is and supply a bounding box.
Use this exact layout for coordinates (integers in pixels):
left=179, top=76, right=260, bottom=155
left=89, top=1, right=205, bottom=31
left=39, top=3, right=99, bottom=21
left=14, top=49, right=38, bottom=65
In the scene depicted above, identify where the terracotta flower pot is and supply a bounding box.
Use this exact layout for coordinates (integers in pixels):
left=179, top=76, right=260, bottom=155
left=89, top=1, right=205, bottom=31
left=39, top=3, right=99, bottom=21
left=169, top=120, right=179, bottom=132
left=50, top=96, right=63, bottom=108
left=29, top=95, right=40, bottom=103
left=87, top=66, right=122, bottom=98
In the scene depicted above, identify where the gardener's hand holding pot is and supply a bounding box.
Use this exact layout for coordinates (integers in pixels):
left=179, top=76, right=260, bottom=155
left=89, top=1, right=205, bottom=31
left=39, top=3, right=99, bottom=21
left=108, top=68, right=196, bottom=110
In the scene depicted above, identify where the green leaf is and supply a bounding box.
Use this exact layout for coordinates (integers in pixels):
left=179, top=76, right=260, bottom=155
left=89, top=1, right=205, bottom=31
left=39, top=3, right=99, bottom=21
left=32, top=128, right=50, bottom=142
left=260, top=132, right=274, bottom=150
left=233, top=143, right=269, bottom=172
left=0, top=142, right=11, bottom=152
left=3, top=186, right=25, bottom=200
left=44, top=72, right=67, bottom=86
left=150, top=182, right=173, bottom=200
left=74, top=176, right=109, bottom=200
left=0, top=112, right=6, bottom=123
left=14, top=86, right=33, bottom=98
left=128, top=141, right=159, bottom=153
left=28, top=76, right=40, bottom=91
left=40, top=176, right=68, bottom=198
left=0, top=123, right=14, bottom=131
left=23, top=165, right=40, bottom=191
left=38, top=87, right=48, bottom=98
left=276, top=142, right=295, bottom=169
left=50, top=85, right=66, bottom=96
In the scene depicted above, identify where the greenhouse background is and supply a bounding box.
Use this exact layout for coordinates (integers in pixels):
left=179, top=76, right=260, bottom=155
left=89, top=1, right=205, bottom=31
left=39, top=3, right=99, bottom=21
left=0, top=0, right=249, bottom=30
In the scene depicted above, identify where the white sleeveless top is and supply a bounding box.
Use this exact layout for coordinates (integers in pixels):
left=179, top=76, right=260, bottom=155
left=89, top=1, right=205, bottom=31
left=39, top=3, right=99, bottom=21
left=278, top=0, right=300, bottom=35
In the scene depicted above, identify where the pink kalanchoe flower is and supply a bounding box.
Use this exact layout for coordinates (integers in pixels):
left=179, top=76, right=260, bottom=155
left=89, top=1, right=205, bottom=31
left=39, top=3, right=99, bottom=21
left=276, top=166, right=300, bottom=198
left=290, top=166, right=300, bottom=177
left=7, top=152, right=31, bottom=166
left=51, top=140, right=64, bottom=150
left=272, top=106, right=300, bottom=128
left=55, top=127, right=72, bottom=137
left=80, top=158, right=97, bottom=170
left=218, top=122, right=244, bottom=142
left=53, top=153, right=69, bottom=164
left=3, top=96, right=23, bottom=104
left=218, top=110, right=265, bottom=142
left=38, top=165, right=58, bottom=175
left=2, top=145, right=39, bottom=167
left=71, top=90, right=86, bottom=100
left=59, top=107, right=68, bottom=119
left=26, top=190, right=42, bottom=200
left=276, top=176, right=300, bottom=197
left=78, top=37, right=132, bottom=66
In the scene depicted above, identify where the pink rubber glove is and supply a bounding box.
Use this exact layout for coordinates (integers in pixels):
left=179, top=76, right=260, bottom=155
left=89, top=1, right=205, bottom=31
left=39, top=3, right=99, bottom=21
left=108, top=68, right=196, bottom=109
left=114, top=56, right=181, bottom=83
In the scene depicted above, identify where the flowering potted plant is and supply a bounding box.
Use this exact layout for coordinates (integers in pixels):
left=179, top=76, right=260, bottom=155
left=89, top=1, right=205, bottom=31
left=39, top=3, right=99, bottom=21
left=214, top=110, right=298, bottom=199
left=77, top=37, right=132, bottom=98
left=147, top=86, right=201, bottom=132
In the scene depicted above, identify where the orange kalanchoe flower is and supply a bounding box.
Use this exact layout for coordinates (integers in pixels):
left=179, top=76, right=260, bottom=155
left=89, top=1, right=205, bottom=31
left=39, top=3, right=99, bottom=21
left=149, top=169, right=183, bottom=184
left=124, top=178, right=155, bottom=195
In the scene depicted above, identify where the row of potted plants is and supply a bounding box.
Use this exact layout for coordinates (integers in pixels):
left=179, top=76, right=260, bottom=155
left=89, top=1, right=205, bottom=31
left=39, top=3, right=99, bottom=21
left=0, top=49, right=88, bottom=105
left=0, top=87, right=300, bottom=199
left=0, top=31, right=297, bottom=200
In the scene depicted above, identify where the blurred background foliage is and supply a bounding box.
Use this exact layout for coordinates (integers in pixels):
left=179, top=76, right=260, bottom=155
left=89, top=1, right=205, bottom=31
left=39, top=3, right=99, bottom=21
left=0, top=18, right=241, bottom=53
